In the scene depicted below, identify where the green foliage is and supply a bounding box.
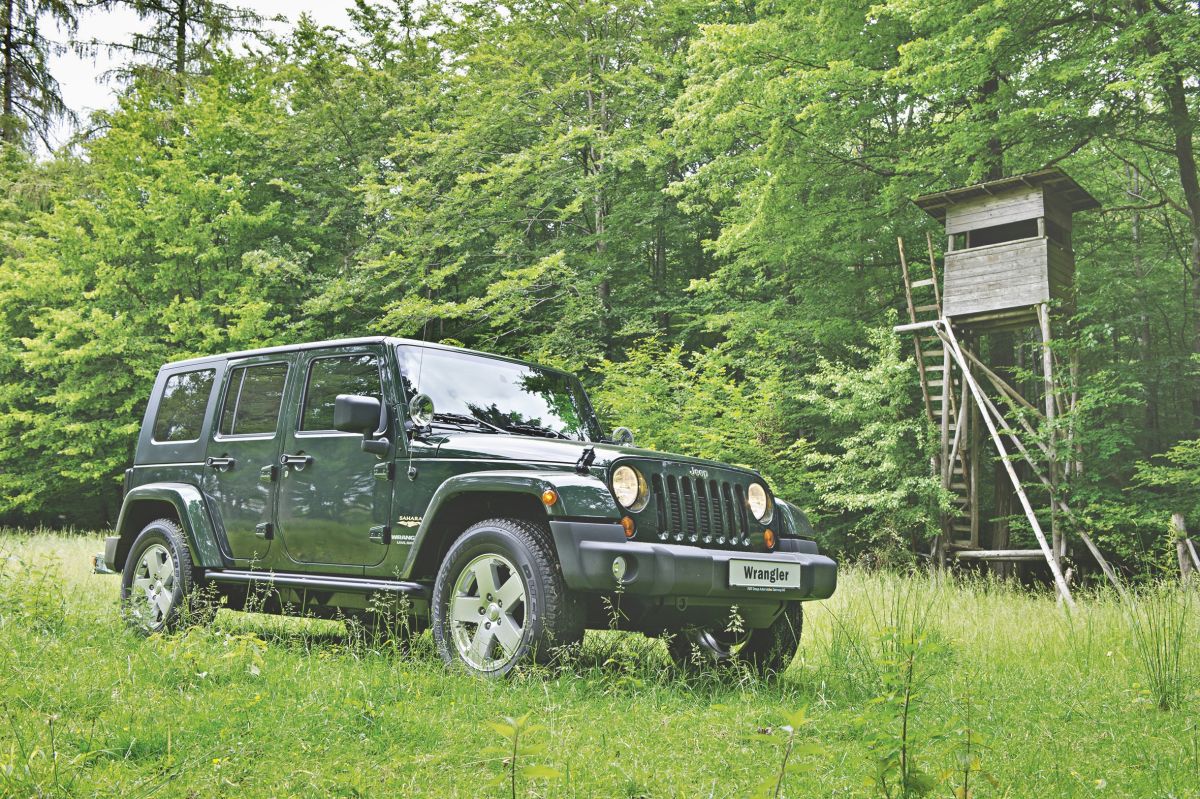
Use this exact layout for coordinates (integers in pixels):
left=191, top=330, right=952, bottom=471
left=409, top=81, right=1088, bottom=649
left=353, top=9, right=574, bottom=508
left=0, top=0, right=1198, bottom=572
left=483, top=713, right=562, bottom=797
left=1120, top=583, right=1195, bottom=711
left=794, top=324, right=947, bottom=558
left=745, top=707, right=825, bottom=799
left=6, top=533, right=1199, bottom=796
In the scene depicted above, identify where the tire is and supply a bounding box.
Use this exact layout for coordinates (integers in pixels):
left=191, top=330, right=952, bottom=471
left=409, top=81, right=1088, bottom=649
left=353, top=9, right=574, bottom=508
left=120, top=518, right=207, bottom=635
left=738, top=602, right=803, bottom=675
left=667, top=603, right=803, bottom=676
left=431, top=518, right=583, bottom=676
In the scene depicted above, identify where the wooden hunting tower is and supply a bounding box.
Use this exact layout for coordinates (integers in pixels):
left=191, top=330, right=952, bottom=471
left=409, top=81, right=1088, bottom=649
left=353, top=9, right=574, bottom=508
left=917, top=170, right=1098, bottom=326
left=895, top=169, right=1115, bottom=605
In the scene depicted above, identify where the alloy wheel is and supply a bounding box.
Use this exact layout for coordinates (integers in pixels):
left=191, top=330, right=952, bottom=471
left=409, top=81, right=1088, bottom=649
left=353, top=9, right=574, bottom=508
left=448, top=553, right=529, bottom=672
left=129, top=543, right=176, bottom=629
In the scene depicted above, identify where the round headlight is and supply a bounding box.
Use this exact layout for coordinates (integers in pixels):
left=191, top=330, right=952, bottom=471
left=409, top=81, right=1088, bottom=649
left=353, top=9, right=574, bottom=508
left=747, top=482, right=772, bottom=522
left=611, top=465, right=648, bottom=511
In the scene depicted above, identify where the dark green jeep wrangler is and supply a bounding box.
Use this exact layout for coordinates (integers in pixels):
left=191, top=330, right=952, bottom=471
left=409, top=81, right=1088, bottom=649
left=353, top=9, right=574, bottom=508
left=104, top=337, right=836, bottom=675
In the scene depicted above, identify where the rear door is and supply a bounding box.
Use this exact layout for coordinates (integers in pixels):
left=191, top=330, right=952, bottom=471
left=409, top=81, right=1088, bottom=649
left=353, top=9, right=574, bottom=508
left=203, top=355, right=292, bottom=563
left=275, top=345, right=393, bottom=569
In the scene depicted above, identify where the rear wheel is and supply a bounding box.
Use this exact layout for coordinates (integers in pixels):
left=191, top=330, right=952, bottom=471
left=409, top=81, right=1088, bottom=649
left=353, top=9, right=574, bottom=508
left=120, top=519, right=208, bottom=635
left=668, top=603, right=803, bottom=676
left=432, top=518, right=583, bottom=676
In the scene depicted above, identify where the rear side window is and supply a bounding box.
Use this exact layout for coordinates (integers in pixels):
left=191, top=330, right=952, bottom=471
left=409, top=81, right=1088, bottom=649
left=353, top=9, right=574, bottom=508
left=152, top=369, right=216, bottom=443
left=219, top=363, right=288, bottom=436
left=301, top=354, right=381, bottom=431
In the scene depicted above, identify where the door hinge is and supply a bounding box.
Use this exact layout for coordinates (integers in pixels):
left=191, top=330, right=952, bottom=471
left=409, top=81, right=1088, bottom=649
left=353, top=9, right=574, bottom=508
left=372, top=461, right=395, bottom=481
left=259, top=464, right=277, bottom=483
left=255, top=522, right=274, bottom=540
left=369, top=525, right=391, bottom=545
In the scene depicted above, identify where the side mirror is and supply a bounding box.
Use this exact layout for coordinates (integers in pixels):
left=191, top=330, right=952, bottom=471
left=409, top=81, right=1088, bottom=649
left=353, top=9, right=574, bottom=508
left=334, top=394, right=391, bottom=456
left=612, top=426, right=635, bottom=446
left=334, top=394, right=381, bottom=435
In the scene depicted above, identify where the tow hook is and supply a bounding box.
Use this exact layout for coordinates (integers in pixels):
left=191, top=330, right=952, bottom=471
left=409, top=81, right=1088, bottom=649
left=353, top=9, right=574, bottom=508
left=92, top=553, right=115, bottom=575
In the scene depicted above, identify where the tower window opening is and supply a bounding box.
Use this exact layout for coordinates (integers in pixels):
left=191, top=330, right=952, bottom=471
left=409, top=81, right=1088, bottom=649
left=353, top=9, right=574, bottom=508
left=964, top=218, right=1040, bottom=249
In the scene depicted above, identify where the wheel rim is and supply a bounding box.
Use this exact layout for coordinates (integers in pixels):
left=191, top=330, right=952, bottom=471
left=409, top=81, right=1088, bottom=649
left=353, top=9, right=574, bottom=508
left=129, top=543, right=176, bottom=629
left=448, top=553, right=528, bottom=672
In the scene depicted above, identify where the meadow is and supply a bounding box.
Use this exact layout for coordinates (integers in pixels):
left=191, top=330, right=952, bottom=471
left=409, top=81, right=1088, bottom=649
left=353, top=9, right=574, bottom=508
left=1, top=530, right=1197, bottom=798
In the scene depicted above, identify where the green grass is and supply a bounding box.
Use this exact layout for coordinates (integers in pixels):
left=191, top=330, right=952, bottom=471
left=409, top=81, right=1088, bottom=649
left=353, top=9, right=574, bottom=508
left=1, top=530, right=1197, bottom=798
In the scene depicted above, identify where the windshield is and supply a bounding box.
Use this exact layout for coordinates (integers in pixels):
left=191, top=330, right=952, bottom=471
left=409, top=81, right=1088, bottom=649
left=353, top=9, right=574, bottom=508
left=396, top=345, right=602, bottom=442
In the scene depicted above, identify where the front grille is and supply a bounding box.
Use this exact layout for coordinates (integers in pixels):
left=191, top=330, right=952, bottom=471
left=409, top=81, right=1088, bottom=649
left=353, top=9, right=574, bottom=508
left=656, top=472, right=752, bottom=548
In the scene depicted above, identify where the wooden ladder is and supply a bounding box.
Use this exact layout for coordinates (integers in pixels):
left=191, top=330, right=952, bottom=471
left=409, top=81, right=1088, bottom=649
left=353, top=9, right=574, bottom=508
left=898, top=235, right=976, bottom=562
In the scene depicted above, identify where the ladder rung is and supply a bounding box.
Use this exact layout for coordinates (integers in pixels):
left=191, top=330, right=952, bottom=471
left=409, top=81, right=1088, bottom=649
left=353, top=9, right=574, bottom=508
left=924, top=364, right=945, bottom=371
left=911, top=278, right=935, bottom=288
left=914, top=304, right=940, bottom=313
left=951, top=482, right=967, bottom=490
left=953, top=549, right=1047, bottom=562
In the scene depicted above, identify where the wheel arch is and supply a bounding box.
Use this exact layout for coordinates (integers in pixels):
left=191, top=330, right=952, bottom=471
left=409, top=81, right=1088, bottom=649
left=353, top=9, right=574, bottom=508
left=113, top=483, right=225, bottom=570
left=402, top=470, right=620, bottom=581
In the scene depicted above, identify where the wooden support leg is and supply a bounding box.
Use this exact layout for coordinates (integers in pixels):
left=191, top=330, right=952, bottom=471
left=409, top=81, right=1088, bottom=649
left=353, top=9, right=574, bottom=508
left=939, top=322, right=1077, bottom=609
left=1037, top=304, right=1064, bottom=568
left=1174, top=513, right=1195, bottom=581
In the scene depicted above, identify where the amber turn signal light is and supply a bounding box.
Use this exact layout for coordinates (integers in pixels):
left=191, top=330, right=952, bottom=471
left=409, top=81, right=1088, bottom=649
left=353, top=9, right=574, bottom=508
left=541, top=489, right=558, bottom=506
left=621, top=516, right=636, bottom=538
left=763, top=529, right=776, bottom=550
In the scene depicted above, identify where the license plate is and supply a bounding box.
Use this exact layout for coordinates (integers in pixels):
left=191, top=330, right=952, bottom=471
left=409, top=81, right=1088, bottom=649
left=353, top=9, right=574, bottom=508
left=728, top=559, right=802, bottom=591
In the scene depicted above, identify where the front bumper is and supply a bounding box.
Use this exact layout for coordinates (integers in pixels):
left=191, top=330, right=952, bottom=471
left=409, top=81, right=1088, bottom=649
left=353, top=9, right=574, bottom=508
left=549, top=520, right=837, bottom=600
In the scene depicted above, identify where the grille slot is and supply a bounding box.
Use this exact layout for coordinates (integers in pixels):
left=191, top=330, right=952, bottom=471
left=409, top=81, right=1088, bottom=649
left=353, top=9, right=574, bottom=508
left=653, top=474, right=668, bottom=531
left=695, top=478, right=711, bottom=538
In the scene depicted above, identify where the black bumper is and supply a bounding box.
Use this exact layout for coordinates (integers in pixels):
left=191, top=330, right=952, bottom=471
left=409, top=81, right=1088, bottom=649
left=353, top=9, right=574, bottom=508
left=549, top=521, right=837, bottom=601
left=103, top=536, right=121, bottom=573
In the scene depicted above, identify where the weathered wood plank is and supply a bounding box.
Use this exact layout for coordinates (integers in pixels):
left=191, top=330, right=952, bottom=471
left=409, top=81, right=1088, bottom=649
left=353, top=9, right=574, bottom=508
left=945, top=186, right=1044, bottom=234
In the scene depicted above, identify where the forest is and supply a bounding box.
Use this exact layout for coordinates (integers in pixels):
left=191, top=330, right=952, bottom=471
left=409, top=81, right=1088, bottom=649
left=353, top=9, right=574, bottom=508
left=2, top=0, right=1199, bottom=577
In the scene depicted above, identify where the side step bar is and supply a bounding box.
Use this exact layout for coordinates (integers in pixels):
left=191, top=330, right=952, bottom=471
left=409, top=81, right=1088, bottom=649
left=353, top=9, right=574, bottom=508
left=207, top=569, right=429, bottom=597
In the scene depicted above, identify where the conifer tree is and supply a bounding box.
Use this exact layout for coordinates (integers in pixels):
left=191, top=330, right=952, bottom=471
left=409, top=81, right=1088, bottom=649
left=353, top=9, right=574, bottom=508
left=0, top=0, right=75, bottom=149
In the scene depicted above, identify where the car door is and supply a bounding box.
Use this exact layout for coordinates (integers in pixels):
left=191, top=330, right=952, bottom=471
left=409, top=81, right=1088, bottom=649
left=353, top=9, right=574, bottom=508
left=275, top=345, right=393, bottom=569
left=202, top=356, right=292, bottom=563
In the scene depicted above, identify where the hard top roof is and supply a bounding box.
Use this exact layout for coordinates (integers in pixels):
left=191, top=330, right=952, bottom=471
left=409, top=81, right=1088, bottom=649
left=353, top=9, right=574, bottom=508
left=914, top=168, right=1100, bottom=222
left=161, top=336, right=566, bottom=375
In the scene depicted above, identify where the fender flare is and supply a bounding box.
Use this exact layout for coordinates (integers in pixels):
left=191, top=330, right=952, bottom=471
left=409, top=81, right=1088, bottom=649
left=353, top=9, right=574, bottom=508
left=401, top=469, right=620, bottom=578
left=113, top=483, right=225, bottom=569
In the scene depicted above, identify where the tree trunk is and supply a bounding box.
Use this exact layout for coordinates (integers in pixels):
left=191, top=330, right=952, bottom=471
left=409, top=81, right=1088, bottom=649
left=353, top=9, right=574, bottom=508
left=980, top=70, right=1004, bottom=181
left=1137, top=0, right=1200, bottom=429
left=1, top=0, right=15, bottom=145
left=175, top=0, right=188, bottom=77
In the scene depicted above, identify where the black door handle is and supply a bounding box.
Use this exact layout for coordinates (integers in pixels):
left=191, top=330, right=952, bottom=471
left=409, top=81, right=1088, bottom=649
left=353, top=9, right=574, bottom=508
left=280, top=453, right=313, bottom=469
left=206, top=456, right=236, bottom=472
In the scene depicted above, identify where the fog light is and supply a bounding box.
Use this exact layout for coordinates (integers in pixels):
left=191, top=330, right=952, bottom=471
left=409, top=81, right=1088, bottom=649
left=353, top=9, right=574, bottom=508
left=620, top=516, right=636, bottom=538
left=612, top=556, right=628, bottom=582
left=764, top=529, right=776, bottom=550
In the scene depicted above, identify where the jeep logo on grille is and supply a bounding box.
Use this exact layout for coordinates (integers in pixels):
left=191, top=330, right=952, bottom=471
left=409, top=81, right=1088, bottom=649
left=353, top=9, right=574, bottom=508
left=688, top=466, right=709, bottom=479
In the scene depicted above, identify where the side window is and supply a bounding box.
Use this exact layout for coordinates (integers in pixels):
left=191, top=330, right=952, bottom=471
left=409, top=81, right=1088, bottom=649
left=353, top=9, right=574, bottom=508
left=152, top=368, right=216, bottom=443
left=218, top=363, right=289, bottom=436
left=300, top=354, right=381, bottom=432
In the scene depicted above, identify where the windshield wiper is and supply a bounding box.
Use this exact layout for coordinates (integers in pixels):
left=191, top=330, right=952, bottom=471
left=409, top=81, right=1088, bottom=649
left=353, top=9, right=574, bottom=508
left=500, top=422, right=571, bottom=440
left=430, top=412, right=507, bottom=434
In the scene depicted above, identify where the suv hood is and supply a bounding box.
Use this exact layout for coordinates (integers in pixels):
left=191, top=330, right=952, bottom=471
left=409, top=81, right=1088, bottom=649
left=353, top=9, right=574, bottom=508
left=430, top=433, right=761, bottom=478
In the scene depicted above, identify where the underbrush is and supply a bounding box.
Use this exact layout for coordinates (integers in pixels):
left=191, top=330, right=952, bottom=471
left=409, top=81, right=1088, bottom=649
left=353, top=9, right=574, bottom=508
left=0, top=531, right=1197, bottom=798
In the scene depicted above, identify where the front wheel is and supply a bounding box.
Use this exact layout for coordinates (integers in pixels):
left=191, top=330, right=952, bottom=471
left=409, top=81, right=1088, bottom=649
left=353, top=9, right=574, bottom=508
left=431, top=518, right=583, bottom=676
left=668, top=603, right=803, bottom=676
